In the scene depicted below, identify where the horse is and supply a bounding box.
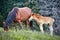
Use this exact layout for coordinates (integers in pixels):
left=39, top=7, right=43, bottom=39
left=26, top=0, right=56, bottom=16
left=29, top=13, right=54, bottom=35
left=3, top=7, right=33, bottom=31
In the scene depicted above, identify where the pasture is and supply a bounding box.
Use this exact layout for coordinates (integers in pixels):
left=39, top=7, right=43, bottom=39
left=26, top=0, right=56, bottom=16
left=0, top=27, right=60, bottom=40
left=0, top=0, right=60, bottom=40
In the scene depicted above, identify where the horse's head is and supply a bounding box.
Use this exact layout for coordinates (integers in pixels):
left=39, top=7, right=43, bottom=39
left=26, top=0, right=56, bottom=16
left=29, top=13, right=40, bottom=21
left=29, top=14, right=34, bottom=21
left=3, top=21, right=9, bottom=32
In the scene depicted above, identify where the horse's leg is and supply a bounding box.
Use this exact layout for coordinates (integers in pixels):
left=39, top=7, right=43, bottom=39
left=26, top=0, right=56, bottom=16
left=39, top=24, right=44, bottom=33
left=29, top=21, right=34, bottom=31
left=25, top=21, right=29, bottom=29
left=18, top=20, right=22, bottom=29
left=14, top=22, right=18, bottom=31
left=49, top=23, right=53, bottom=36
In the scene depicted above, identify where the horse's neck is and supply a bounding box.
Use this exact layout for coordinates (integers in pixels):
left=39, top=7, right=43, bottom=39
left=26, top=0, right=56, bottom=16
left=34, top=15, right=43, bottom=21
left=33, top=17, right=40, bottom=24
left=39, top=15, right=43, bottom=17
left=34, top=16, right=39, bottom=22
left=36, top=15, right=43, bottom=19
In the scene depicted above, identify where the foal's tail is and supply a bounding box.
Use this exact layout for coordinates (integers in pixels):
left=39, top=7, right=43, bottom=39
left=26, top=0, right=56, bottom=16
left=53, top=19, right=55, bottom=22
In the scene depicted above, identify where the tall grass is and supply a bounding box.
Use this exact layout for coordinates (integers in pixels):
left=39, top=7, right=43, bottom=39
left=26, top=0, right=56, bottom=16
left=0, top=27, right=60, bottom=40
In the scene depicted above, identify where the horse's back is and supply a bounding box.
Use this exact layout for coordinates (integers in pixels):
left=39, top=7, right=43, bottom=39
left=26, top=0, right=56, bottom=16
left=18, top=7, right=32, bottom=14
left=16, top=7, right=32, bottom=21
left=40, top=16, right=54, bottom=24
left=35, top=14, right=54, bottom=23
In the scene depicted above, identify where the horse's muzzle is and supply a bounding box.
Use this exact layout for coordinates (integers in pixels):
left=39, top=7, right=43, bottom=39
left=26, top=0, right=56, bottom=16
left=4, top=27, right=9, bottom=32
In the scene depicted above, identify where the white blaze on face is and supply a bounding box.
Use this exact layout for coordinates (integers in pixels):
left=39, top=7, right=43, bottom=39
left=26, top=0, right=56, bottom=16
left=29, top=16, right=33, bottom=21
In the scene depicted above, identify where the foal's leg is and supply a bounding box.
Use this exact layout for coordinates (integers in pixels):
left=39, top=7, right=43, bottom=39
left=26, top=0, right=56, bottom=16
left=18, top=20, right=22, bottom=29
left=49, top=26, right=53, bottom=36
left=49, top=23, right=53, bottom=36
left=39, top=24, right=44, bottom=33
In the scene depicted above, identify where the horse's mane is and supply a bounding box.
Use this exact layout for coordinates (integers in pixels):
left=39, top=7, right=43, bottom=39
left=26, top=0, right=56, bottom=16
left=33, top=13, right=42, bottom=19
left=8, top=7, right=18, bottom=16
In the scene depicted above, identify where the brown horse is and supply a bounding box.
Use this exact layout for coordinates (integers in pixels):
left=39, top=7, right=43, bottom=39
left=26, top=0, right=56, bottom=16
left=29, top=13, right=54, bottom=35
left=4, top=7, right=33, bottom=31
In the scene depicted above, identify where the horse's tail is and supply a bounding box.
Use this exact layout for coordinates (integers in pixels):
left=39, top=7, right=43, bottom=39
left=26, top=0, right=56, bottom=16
left=4, top=7, right=18, bottom=28
left=53, top=19, right=55, bottom=22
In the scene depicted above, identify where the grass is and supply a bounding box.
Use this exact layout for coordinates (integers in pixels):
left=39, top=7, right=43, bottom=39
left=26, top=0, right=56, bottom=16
left=0, top=27, right=60, bottom=40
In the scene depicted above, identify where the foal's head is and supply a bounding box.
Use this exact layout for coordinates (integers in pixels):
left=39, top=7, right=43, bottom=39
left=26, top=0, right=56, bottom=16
left=29, top=13, right=40, bottom=21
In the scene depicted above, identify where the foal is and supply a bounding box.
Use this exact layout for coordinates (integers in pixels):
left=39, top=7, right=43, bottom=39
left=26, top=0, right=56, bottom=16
left=29, top=13, right=54, bottom=35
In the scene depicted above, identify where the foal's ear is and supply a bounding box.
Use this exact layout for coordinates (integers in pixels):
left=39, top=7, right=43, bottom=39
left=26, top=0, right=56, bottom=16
left=32, top=14, right=34, bottom=16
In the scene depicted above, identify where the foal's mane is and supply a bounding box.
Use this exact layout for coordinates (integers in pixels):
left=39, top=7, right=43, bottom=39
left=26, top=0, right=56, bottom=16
left=32, top=13, right=42, bottom=19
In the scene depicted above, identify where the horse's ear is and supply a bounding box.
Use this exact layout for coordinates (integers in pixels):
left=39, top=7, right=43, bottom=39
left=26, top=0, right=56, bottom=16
left=3, top=21, right=5, bottom=25
left=32, top=14, right=34, bottom=16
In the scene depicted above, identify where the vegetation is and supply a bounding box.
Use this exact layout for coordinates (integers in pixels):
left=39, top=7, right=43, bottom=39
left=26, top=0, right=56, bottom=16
left=0, top=0, right=60, bottom=40
left=0, top=27, right=60, bottom=40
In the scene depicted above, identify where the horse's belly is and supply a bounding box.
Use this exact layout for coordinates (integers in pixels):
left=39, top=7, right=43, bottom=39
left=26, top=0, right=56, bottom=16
left=39, top=19, right=50, bottom=24
left=21, top=15, right=30, bottom=21
left=20, top=12, right=31, bottom=21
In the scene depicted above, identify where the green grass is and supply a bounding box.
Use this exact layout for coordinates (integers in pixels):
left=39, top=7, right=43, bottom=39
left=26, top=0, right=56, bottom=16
left=0, top=27, right=60, bottom=40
